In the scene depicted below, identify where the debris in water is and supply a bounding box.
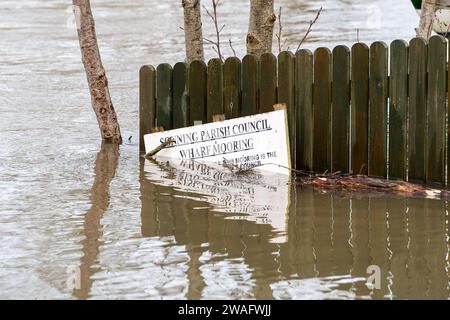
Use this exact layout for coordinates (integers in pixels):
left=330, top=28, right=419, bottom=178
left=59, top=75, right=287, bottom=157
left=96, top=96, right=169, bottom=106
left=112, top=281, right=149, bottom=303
left=296, top=173, right=449, bottom=200
left=144, top=137, right=175, bottom=160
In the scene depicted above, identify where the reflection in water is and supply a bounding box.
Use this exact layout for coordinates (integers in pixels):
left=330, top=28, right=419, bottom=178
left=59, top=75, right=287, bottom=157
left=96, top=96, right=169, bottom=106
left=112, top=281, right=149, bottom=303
left=142, top=157, right=291, bottom=243
left=140, top=158, right=450, bottom=299
left=74, top=144, right=119, bottom=299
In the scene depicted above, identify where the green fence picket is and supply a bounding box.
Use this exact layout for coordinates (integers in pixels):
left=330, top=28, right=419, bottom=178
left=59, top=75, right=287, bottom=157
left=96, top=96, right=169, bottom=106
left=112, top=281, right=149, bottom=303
left=389, top=40, right=408, bottom=180
left=223, top=57, right=241, bottom=119
left=173, top=62, right=189, bottom=129
left=368, top=42, right=388, bottom=178
left=278, top=51, right=296, bottom=166
left=332, top=45, right=350, bottom=173
left=313, top=47, right=332, bottom=173
left=295, top=49, right=314, bottom=171
left=242, top=55, right=259, bottom=116
left=156, top=63, right=173, bottom=130
left=207, top=58, right=224, bottom=122
left=259, top=53, right=277, bottom=113
left=426, top=35, right=447, bottom=186
left=408, top=37, right=427, bottom=182
left=351, top=43, right=369, bottom=175
left=189, top=60, right=207, bottom=126
left=139, top=65, right=156, bottom=153
left=448, top=39, right=450, bottom=188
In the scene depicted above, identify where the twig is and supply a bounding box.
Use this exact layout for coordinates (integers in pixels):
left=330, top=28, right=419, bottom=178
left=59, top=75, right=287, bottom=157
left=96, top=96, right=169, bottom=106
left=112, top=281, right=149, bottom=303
left=228, top=39, right=236, bottom=57
left=222, top=158, right=262, bottom=175
left=295, top=7, right=323, bottom=53
left=203, top=0, right=224, bottom=62
left=222, top=158, right=239, bottom=172
left=203, top=37, right=216, bottom=45
left=444, top=20, right=450, bottom=38
left=219, top=161, right=449, bottom=199
left=144, top=137, right=175, bottom=159
left=275, top=6, right=283, bottom=53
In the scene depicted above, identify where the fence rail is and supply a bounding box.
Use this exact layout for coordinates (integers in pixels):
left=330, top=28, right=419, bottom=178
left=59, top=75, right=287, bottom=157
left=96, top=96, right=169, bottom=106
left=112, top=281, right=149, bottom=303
left=140, top=35, right=450, bottom=187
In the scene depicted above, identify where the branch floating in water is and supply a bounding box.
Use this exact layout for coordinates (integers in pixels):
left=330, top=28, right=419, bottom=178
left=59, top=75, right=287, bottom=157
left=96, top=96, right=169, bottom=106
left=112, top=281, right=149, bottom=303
left=299, top=174, right=449, bottom=199
left=219, top=160, right=449, bottom=199
left=144, top=137, right=175, bottom=160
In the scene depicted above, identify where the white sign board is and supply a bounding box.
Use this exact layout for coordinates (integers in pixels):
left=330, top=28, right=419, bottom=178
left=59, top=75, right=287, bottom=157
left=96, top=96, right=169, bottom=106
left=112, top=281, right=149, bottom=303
left=144, top=109, right=291, bottom=175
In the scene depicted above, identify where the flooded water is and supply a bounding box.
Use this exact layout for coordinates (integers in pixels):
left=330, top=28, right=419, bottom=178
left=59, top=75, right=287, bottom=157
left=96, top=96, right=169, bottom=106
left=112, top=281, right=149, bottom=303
left=0, top=0, right=448, bottom=299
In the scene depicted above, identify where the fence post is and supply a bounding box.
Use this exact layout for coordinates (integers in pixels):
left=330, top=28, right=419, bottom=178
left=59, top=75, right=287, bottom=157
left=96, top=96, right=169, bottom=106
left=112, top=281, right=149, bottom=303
left=259, top=53, right=277, bottom=113
left=223, top=57, right=242, bottom=119
left=139, top=65, right=156, bottom=153
left=242, top=55, right=259, bottom=116
left=351, top=43, right=369, bottom=175
left=295, top=49, right=314, bottom=171
left=332, top=45, right=350, bottom=173
left=368, top=42, right=388, bottom=178
left=448, top=38, right=450, bottom=188
left=207, top=58, right=224, bottom=122
left=426, top=35, right=447, bottom=186
left=173, top=62, right=189, bottom=129
left=189, top=60, right=207, bottom=126
left=156, top=64, right=173, bottom=130
left=389, top=40, right=408, bottom=181
left=313, top=47, right=332, bottom=173
left=408, top=37, right=427, bottom=183
left=278, top=51, right=296, bottom=167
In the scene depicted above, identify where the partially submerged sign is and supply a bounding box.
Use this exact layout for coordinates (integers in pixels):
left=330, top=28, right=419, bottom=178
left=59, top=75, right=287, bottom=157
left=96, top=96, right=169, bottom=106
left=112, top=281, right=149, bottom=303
left=144, top=110, right=291, bottom=175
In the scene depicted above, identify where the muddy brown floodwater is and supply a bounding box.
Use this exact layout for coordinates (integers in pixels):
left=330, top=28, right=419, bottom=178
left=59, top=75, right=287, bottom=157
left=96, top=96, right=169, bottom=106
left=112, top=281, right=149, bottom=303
left=0, top=0, right=449, bottom=299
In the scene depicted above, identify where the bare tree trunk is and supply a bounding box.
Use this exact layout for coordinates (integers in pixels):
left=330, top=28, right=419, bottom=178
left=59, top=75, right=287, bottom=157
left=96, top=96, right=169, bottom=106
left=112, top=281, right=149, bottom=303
left=73, top=0, right=122, bottom=144
left=416, top=0, right=437, bottom=40
left=183, top=0, right=205, bottom=63
left=247, top=0, right=276, bottom=56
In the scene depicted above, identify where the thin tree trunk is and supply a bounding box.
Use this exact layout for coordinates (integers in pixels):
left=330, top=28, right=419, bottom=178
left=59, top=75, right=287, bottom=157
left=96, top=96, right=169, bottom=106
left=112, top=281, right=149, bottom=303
left=183, top=0, right=205, bottom=63
left=247, top=0, right=276, bottom=56
left=73, top=0, right=122, bottom=144
left=416, top=0, right=437, bottom=40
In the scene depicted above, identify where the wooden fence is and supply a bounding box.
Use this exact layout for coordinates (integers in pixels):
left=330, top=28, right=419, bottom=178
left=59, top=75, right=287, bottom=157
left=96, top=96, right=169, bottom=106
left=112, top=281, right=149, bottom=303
left=140, top=35, right=450, bottom=187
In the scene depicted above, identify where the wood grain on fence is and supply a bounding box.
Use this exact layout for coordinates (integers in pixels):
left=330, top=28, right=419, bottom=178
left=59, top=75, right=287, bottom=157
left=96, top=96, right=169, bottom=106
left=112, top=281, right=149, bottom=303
left=223, top=57, right=241, bottom=119
left=189, top=60, right=207, bottom=126
left=389, top=40, right=408, bottom=181
left=173, top=62, right=189, bottom=129
left=313, top=48, right=332, bottom=173
left=351, top=43, right=369, bottom=175
left=295, top=49, right=314, bottom=171
left=332, top=45, right=350, bottom=173
left=139, top=65, right=156, bottom=153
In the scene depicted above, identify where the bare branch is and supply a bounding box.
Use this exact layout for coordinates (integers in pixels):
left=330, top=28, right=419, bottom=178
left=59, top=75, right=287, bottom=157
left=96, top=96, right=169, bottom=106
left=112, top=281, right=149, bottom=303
left=444, top=17, right=450, bottom=38
left=229, top=39, right=237, bottom=57
left=145, top=137, right=175, bottom=159
left=203, top=0, right=224, bottom=62
left=276, top=6, right=283, bottom=53
left=203, top=37, right=216, bottom=45
left=295, top=7, right=323, bottom=53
